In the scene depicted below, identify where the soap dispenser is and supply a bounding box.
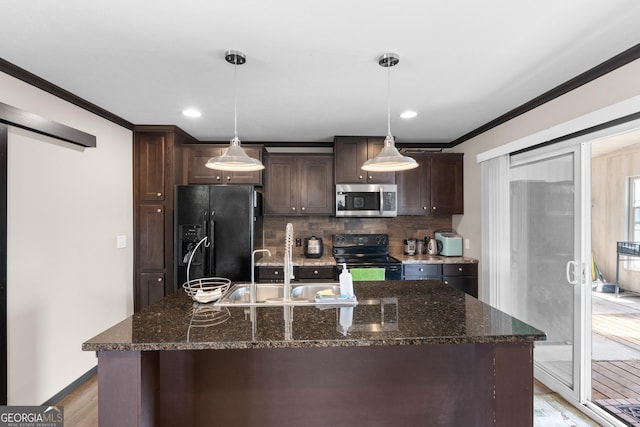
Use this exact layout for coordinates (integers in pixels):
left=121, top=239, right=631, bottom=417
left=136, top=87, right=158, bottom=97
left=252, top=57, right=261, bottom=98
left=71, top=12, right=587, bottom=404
left=339, top=263, right=354, bottom=297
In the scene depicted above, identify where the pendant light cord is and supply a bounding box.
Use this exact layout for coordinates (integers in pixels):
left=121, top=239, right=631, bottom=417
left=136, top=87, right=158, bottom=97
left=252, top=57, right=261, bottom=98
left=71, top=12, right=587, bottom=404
left=387, top=60, right=391, bottom=137
left=233, top=59, right=238, bottom=140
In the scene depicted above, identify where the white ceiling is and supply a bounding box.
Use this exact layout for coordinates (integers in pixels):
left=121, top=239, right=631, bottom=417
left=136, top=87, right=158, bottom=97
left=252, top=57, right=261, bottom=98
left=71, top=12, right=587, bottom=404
left=2, top=0, right=640, bottom=145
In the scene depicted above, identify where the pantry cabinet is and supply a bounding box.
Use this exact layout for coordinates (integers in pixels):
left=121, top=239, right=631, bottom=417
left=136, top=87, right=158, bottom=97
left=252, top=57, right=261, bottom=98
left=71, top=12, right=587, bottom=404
left=264, top=154, right=334, bottom=215
left=134, top=126, right=197, bottom=312
left=397, top=153, right=463, bottom=215
left=334, top=136, right=396, bottom=184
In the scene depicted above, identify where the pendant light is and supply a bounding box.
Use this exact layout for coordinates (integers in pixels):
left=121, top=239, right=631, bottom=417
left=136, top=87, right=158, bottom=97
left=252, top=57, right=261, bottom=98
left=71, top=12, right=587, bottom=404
left=362, top=53, right=418, bottom=172
left=206, top=50, right=265, bottom=172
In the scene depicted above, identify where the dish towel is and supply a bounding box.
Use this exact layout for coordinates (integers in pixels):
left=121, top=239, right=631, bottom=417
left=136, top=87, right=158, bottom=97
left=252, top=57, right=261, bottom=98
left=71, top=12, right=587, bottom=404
left=350, top=268, right=385, bottom=281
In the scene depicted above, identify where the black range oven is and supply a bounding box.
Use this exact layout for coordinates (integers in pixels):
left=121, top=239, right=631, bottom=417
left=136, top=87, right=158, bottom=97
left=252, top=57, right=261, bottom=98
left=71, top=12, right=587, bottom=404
left=332, top=233, right=402, bottom=280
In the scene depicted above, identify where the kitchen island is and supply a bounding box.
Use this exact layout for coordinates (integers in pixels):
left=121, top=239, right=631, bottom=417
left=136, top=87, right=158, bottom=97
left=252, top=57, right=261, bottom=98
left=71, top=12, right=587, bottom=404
left=83, top=280, right=545, bottom=426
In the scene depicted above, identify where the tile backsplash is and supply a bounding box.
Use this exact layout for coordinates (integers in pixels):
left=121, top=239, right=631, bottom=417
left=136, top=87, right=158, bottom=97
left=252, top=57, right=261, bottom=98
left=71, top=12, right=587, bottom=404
left=262, top=216, right=453, bottom=256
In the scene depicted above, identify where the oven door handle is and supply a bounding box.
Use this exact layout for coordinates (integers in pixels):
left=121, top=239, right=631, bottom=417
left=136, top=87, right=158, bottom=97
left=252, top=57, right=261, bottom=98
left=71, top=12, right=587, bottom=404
left=379, top=187, right=384, bottom=214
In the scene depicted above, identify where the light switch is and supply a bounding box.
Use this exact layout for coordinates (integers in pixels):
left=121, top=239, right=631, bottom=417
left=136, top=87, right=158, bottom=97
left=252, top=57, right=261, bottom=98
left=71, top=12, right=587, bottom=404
left=464, top=238, right=470, bottom=250
left=117, top=235, right=127, bottom=249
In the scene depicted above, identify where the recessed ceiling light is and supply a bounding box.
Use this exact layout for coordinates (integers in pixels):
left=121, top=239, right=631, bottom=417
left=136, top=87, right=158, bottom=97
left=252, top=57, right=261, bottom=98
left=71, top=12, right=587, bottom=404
left=400, top=111, right=418, bottom=119
left=182, top=108, right=202, bottom=118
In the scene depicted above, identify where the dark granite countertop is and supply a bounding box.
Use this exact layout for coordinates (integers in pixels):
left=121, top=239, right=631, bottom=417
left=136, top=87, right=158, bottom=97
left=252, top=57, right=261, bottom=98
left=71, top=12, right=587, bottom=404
left=256, top=254, right=478, bottom=266
left=394, top=254, right=478, bottom=264
left=83, top=281, right=545, bottom=352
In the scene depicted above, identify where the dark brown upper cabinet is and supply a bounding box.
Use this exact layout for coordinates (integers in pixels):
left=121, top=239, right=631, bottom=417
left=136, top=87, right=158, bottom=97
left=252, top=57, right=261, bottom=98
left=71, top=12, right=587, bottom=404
left=334, top=136, right=395, bottom=184
left=396, top=153, right=464, bottom=215
left=264, top=154, right=334, bottom=216
left=185, top=144, right=263, bottom=185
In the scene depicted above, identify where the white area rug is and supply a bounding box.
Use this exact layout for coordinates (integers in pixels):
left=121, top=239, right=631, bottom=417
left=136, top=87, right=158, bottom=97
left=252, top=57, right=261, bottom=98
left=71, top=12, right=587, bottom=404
left=534, top=395, right=600, bottom=427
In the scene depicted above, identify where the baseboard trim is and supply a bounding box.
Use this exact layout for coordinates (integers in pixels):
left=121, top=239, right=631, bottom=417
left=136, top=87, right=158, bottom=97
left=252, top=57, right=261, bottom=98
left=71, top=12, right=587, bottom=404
left=42, top=366, right=97, bottom=406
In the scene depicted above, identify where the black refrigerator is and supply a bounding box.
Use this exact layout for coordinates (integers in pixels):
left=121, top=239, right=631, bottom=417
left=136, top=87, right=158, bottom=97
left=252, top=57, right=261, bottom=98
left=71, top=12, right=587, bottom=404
left=174, top=185, right=263, bottom=289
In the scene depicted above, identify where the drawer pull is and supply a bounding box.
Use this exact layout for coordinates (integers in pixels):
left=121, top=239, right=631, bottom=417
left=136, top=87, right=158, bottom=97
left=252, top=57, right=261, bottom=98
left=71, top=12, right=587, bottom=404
left=313, top=270, right=318, bottom=275
left=418, top=268, right=424, bottom=272
left=274, top=271, right=279, bottom=275
left=458, top=267, right=463, bottom=272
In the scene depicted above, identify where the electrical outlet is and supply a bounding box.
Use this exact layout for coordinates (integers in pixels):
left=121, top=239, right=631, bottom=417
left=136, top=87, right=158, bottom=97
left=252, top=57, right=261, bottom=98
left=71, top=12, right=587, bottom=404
left=464, top=238, right=470, bottom=250
left=117, top=235, right=127, bottom=249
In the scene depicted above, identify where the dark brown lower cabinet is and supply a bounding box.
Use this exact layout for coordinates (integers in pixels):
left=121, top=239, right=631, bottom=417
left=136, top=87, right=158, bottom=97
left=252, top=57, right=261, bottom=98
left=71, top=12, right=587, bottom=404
left=138, top=273, right=166, bottom=308
left=296, top=266, right=334, bottom=281
left=403, top=263, right=478, bottom=298
left=97, top=342, right=534, bottom=426
left=256, top=266, right=334, bottom=282
left=443, top=264, right=478, bottom=298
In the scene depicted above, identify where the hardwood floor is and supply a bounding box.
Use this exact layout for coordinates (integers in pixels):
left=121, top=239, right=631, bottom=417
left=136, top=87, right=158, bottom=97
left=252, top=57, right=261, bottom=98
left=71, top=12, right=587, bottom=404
left=56, top=375, right=98, bottom=427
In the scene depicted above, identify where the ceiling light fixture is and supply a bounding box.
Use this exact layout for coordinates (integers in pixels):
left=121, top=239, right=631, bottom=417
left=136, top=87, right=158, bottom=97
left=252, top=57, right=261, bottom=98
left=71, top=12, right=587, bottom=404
left=182, top=108, right=202, bottom=118
left=206, top=50, right=265, bottom=172
left=362, top=53, right=418, bottom=172
left=400, top=110, right=418, bottom=119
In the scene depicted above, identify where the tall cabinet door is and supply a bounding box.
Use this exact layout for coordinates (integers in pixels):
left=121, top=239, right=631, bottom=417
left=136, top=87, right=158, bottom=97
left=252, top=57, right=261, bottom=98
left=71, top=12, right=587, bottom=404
left=264, top=155, right=298, bottom=215
left=430, top=155, right=463, bottom=214
left=299, top=155, right=334, bottom=215
left=138, top=133, right=166, bottom=201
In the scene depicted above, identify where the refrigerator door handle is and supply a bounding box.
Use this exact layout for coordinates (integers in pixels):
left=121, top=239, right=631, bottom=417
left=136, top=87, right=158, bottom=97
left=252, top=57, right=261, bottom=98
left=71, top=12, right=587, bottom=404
left=208, top=212, right=215, bottom=277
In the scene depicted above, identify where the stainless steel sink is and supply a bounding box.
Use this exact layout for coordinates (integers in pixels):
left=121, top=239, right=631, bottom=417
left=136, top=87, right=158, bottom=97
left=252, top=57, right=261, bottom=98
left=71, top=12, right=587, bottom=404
left=218, top=284, right=284, bottom=304
left=290, top=284, right=342, bottom=301
left=216, top=282, right=343, bottom=306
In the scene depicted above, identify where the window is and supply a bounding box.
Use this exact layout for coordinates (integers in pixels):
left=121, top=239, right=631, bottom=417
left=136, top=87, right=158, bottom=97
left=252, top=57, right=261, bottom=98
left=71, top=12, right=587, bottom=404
left=627, top=176, right=640, bottom=269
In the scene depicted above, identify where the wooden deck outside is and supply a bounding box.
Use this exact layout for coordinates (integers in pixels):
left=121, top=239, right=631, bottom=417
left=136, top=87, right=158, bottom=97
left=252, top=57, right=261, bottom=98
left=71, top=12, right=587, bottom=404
left=592, top=294, right=640, bottom=425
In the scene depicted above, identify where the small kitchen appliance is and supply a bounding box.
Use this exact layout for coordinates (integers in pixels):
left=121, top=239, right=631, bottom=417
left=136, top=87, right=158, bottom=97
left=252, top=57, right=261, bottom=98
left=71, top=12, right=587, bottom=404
left=434, top=231, right=463, bottom=257
left=304, top=236, right=324, bottom=258
left=332, top=234, right=402, bottom=280
left=426, top=237, right=440, bottom=255
left=403, top=239, right=416, bottom=255
left=335, top=184, right=397, bottom=217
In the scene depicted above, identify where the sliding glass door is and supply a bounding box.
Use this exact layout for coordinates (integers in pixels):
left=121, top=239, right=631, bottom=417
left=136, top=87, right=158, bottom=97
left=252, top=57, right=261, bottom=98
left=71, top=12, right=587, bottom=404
left=507, top=142, right=591, bottom=401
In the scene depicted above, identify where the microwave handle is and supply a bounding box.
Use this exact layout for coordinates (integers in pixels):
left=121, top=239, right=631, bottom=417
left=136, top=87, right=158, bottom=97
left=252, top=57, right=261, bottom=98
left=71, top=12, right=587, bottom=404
left=379, top=187, right=384, bottom=214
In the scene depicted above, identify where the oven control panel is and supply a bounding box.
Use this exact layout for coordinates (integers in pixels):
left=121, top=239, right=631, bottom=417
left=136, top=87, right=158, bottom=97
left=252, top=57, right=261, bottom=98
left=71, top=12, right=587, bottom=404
left=333, top=234, right=388, bottom=247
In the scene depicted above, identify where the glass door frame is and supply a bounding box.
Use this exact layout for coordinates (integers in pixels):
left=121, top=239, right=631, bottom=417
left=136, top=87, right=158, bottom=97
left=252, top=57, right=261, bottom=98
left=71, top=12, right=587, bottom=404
left=508, top=141, right=592, bottom=404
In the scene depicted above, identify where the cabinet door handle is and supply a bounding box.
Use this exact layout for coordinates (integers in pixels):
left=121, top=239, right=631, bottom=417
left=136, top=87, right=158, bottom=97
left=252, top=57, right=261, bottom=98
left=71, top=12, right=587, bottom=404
left=216, top=176, right=221, bottom=181
left=358, top=175, right=363, bottom=180
left=227, top=176, right=231, bottom=181
left=444, top=280, right=449, bottom=285
left=301, top=206, right=306, bottom=211
left=156, top=192, right=162, bottom=197
left=291, top=207, right=296, bottom=211
left=157, top=277, right=163, bottom=282
left=432, top=206, right=437, bottom=211
left=368, top=175, right=373, bottom=180
left=156, top=208, right=162, bottom=213
left=422, top=206, right=427, bottom=210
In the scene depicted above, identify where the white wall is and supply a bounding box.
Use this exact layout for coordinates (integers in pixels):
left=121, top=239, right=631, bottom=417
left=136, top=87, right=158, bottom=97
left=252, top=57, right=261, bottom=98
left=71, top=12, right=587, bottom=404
left=1, top=72, right=133, bottom=404
left=449, top=58, right=640, bottom=295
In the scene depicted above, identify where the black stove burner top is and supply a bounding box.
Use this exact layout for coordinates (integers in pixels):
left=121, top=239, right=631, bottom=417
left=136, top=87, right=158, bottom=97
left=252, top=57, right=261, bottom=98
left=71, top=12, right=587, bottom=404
left=334, top=255, right=401, bottom=266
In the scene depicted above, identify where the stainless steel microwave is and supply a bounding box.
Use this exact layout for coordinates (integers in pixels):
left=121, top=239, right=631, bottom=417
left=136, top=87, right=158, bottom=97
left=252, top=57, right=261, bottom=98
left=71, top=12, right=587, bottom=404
left=335, top=184, right=397, bottom=217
